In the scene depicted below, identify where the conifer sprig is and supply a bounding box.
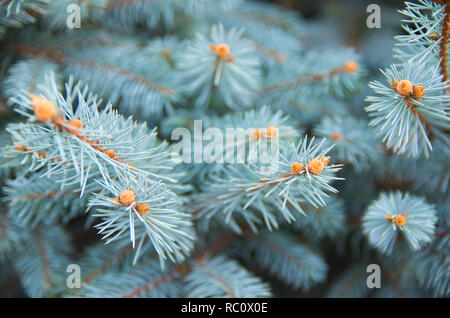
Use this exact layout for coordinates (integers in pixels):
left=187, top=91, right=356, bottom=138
left=178, top=23, right=262, bottom=110
left=89, top=175, right=195, bottom=265
left=362, top=191, right=437, bottom=254
left=366, top=62, right=449, bottom=158
left=191, top=137, right=342, bottom=231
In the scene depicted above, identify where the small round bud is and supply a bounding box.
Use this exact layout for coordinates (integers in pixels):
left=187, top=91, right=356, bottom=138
left=390, top=81, right=397, bottom=90
left=384, top=214, right=393, bottom=222
left=318, top=156, right=330, bottom=167
left=215, top=44, right=230, bottom=59
left=106, top=150, right=117, bottom=159
left=290, top=162, right=304, bottom=175
left=31, top=95, right=57, bottom=122
left=15, top=145, right=27, bottom=151
left=307, top=158, right=324, bottom=175
left=396, top=80, right=413, bottom=96
left=331, top=132, right=341, bottom=141
left=344, top=60, right=359, bottom=73
left=111, top=197, right=120, bottom=205
left=66, top=119, right=83, bottom=136
left=413, top=85, right=425, bottom=100
left=161, top=50, right=171, bottom=59
left=135, top=203, right=150, bottom=215
left=394, top=214, right=407, bottom=227
left=227, top=55, right=236, bottom=63
left=119, top=190, right=135, bottom=206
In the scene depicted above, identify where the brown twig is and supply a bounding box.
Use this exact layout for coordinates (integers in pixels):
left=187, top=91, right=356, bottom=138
left=439, top=3, right=450, bottom=90
left=263, top=62, right=356, bottom=94
left=123, top=266, right=184, bottom=298
left=8, top=43, right=175, bottom=96
left=106, top=0, right=148, bottom=10
left=35, top=227, right=53, bottom=289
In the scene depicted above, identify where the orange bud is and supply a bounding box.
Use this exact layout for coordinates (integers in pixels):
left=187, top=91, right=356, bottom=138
left=106, top=150, right=117, bottom=159
left=318, top=156, right=330, bottom=167
left=227, top=55, right=236, bottom=63
left=210, top=43, right=217, bottom=52
left=53, top=117, right=65, bottom=127
left=66, top=119, right=83, bottom=136
left=119, top=190, right=135, bottom=206
left=385, top=214, right=393, bottom=222
left=331, top=132, right=341, bottom=141
left=31, top=95, right=57, bottom=122
left=413, top=85, right=425, bottom=100
left=36, top=151, right=47, bottom=158
left=307, top=158, right=324, bottom=175
left=390, top=80, right=397, bottom=90
left=394, top=214, right=407, bottom=227
left=428, top=32, right=440, bottom=40
left=396, top=80, right=413, bottom=96
left=135, top=203, right=150, bottom=215
left=215, top=44, right=230, bottom=59
left=290, top=162, right=304, bottom=175
left=111, top=197, right=120, bottom=205
left=344, top=60, right=359, bottom=73
left=15, top=145, right=27, bottom=151
left=161, top=50, right=171, bottom=59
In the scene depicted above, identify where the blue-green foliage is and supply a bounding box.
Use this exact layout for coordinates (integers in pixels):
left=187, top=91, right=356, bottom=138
left=102, top=0, right=242, bottom=31
left=184, top=255, right=271, bottom=297
left=0, top=0, right=448, bottom=299
left=2, top=58, right=62, bottom=104
left=394, top=0, right=449, bottom=67
left=64, top=44, right=182, bottom=118
left=292, top=195, right=346, bottom=239
left=0, top=209, right=25, bottom=261
left=3, top=74, right=196, bottom=266
left=43, top=0, right=108, bottom=30
left=0, top=0, right=48, bottom=37
left=78, top=258, right=184, bottom=297
left=208, top=0, right=303, bottom=64
left=314, top=114, right=383, bottom=171
left=326, top=264, right=371, bottom=298
left=89, top=175, right=195, bottom=265
left=178, top=23, right=262, bottom=110
left=178, top=105, right=300, bottom=183
left=13, top=224, right=73, bottom=297
left=363, top=191, right=437, bottom=254
left=4, top=171, right=95, bottom=226
left=410, top=235, right=449, bottom=297
left=233, top=231, right=328, bottom=290
left=191, top=137, right=342, bottom=232
left=366, top=62, right=449, bottom=158
left=261, top=48, right=363, bottom=108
